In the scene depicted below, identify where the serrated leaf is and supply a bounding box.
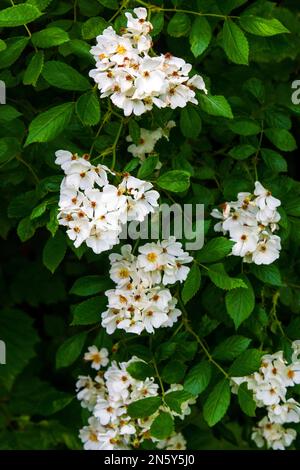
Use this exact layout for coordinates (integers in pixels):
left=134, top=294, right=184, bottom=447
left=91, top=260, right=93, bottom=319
left=23, top=51, right=44, bottom=86
left=225, top=276, right=255, bottom=328
left=157, top=170, right=190, bottom=193
left=199, top=94, right=233, bottom=119
left=127, top=361, right=155, bottom=381
left=212, top=335, right=251, bottom=361
left=223, top=19, right=249, bottom=65
left=70, top=275, right=112, bottom=296
left=180, top=107, right=202, bottom=139
left=81, top=17, right=107, bottom=40
left=182, top=263, right=201, bottom=304
left=0, top=4, right=42, bottom=27
left=127, top=396, right=162, bottom=418
left=56, top=331, right=87, bottom=369
left=42, top=61, right=90, bottom=91
left=265, top=128, right=297, bottom=152
left=150, top=412, right=174, bottom=440
left=137, top=155, right=159, bottom=180
left=167, top=13, right=191, bottom=37
left=0, top=37, right=29, bottom=70
left=238, top=382, right=256, bottom=417
left=164, top=390, right=193, bottom=414
left=42, top=231, right=67, bottom=273
left=184, top=360, right=212, bottom=396
left=0, top=309, right=39, bottom=390
left=239, top=16, right=289, bottom=37
left=229, top=144, right=256, bottom=160
left=161, top=360, right=187, bottom=384
left=25, top=102, right=74, bottom=145
left=229, top=349, right=264, bottom=376
left=261, top=148, right=287, bottom=173
left=250, top=264, right=282, bottom=286
left=76, top=92, right=101, bottom=126
left=190, top=17, right=212, bottom=57
left=203, top=379, right=231, bottom=427
left=71, top=296, right=106, bottom=325
left=17, top=217, right=36, bottom=242
left=207, top=263, right=247, bottom=290
left=197, top=238, right=234, bottom=263
left=32, top=27, right=69, bottom=48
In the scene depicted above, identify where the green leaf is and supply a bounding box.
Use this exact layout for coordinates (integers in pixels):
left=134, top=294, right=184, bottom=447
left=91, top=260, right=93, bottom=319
left=32, top=27, right=69, bottom=48
left=182, top=263, right=201, bottom=304
left=0, top=106, right=21, bottom=123
left=207, top=263, right=247, bottom=290
left=229, top=119, right=261, bottom=136
left=261, top=148, right=287, bottom=173
left=239, top=16, right=289, bottom=37
left=161, top=360, right=187, bottom=384
left=71, top=296, right=105, bottom=325
left=150, top=412, right=174, bottom=440
left=265, top=128, right=297, bottom=152
left=203, top=379, right=231, bottom=427
left=157, top=170, right=190, bottom=193
left=127, top=361, right=155, bottom=381
left=137, top=156, right=159, bottom=180
left=229, top=349, right=264, bottom=376
left=225, top=277, right=255, bottom=328
left=81, top=17, right=107, bottom=40
left=0, top=37, right=29, bottom=70
left=42, top=231, right=67, bottom=274
left=56, top=331, right=87, bottom=369
left=189, top=17, right=212, bottom=57
left=25, top=102, right=74, bottom=145
left=199, top=94, right=233, bottom=119
left=23, top=51, right=44, bottom=86
left=0, top=309, right=39, bottom=390
left=212, top=335, right=251, bottom=361
left=229, top=144, right=256, bottom=160
left=151, top=12, right=164, bottom=37
left=70, top=275, right=112, bottom=296
left=8, top=191, right=38, bottom=218
left=180, top=107, right=202, bottom=139
left=0, top=137, right=20, bottom=164
left=127, top=396, right=162, bottom=418
left=98, top=0, right=118, bottom=9
left=30, top=201, right=48, bottom=220
left=197, top=238, right=234, bottom=263
left=76, top=92, right=101, bottom=126
left=128, top=120, right=141, bottom=145
left=0, top=4, right=42, bottom=27
left=250, top=264, right=282, bottom=286
left=42, top=61, right=90, bottom=91
left=222, top=19, right=249, bottom=65
left=17, top=217, right=36, bottom=242
left=0, top=39, right=6, bottom=52
left=238, top=382, right=256, bottom=417
left=184, top=360, right=212, bottom=396
left=167, top=13, right=191, bottom=37
left=164, top=390, right=193, bottom=414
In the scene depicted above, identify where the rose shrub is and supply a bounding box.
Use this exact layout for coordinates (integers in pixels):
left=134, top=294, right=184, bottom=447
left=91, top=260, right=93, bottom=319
left=1, top=0, right=300, bottom=450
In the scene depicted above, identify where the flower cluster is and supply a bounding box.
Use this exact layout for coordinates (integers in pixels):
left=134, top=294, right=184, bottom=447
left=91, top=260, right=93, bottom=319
left=211, top=181, right=281, bottom=265
left=101, top=239, right=192, bottom=335
left=77, top=349, right=190, bottom=450
left=55, top=150, right=159, bottom=254
left=127, top=121, right=175, bottom=164
left=89, top=8, right=207, bottom=116
left=231, top=341, right=300, bottom=450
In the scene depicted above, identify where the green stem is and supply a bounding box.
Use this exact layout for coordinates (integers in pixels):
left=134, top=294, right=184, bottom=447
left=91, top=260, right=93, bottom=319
left=89, top=108, right=112, bottom=156
left=178, top=297, right=229, bottom=378
left=111, top=119, right=124, bottom=170
left=16, top=155, right=40, bottom=185
left=253, top=121, right=264, bottom=181
left=135, top=0, right=238, bottom=19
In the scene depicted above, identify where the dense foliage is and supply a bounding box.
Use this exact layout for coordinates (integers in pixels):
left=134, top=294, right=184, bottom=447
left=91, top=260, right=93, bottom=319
left=1, top=0, right=300, bottom=450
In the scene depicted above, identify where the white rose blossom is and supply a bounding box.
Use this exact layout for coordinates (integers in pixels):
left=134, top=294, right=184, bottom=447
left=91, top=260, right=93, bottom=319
left=211, top=181, right=282, bottom=265
left=89, top=8, right=207, bottom=116
left=231, top=341, right=300, bottom=450
left=77, top=351, right=189, bottom=450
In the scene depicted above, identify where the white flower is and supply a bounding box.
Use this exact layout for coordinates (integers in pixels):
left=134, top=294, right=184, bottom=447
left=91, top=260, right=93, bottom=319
left=254, top=181, right=281, bottom=212
left=84, top=346, right=109, bottom=370
left=292, top=340, right=300, bottom=362
left=268, top=399, right=300, bottom=424
left=251, top=236, right=281, bottom=265
left=230, top=225, right=259, bottom=257
left=251, top=417, right=296, bottom=450
left=157, top=432, right=187, bottom=450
